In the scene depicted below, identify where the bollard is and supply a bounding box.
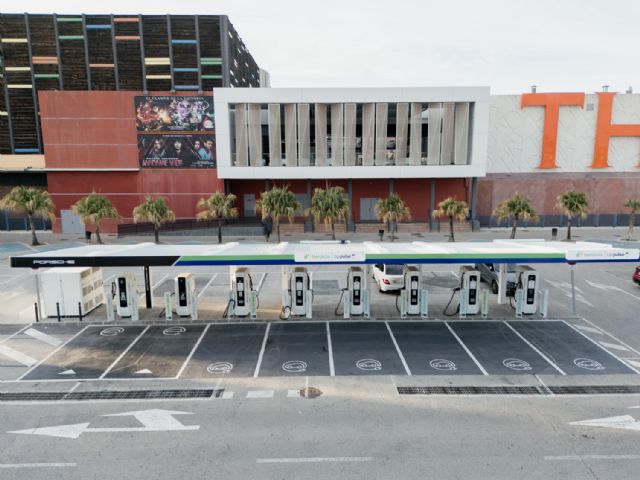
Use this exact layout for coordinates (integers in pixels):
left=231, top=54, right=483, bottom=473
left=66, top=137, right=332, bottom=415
left=78, top=302, right=83, bottom=322
left=34, top=302, right=39, bottom=323
left=481, top=289, right=489, bottom=319
left=56, top=302, right=61, bottom=322
left=515, top=289, right=523, bottom=318
left=459, top=288, right=468, bottom=319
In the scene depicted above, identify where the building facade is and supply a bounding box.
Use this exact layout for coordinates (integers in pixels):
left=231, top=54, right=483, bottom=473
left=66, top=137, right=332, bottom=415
left=0, top=13, right=259, bottom=155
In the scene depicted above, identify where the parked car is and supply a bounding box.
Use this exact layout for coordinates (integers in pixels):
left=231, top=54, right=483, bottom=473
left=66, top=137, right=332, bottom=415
left=633, top=265, right=640, bottom=285
left=373, top=264, right=405, bottom=292
left=475, top=263, right=517, bottom=295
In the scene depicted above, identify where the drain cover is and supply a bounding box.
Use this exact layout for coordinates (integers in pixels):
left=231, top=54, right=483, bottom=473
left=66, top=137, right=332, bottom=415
left=299, top=387, right=322, bottom=399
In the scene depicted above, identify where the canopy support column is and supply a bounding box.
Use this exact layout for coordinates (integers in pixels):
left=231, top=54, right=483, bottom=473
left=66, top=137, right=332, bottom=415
left=144, top=266, right=152, bottom=309
left=570, top=263, right=577, bottom=316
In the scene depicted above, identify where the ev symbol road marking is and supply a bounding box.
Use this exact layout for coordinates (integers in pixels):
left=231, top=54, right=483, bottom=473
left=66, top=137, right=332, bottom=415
left=282, top=360, right=307, bottom=373
left=163, top=327, right=186, bottom=336
left=574, top=358, right=605, bottom=371
left=9, top=409, right=200, bottom=439
left=207, top=362, right=233, bottom=374
left=429, top=359, right=457, bottom=371
left=503, top=358, right=532, bottom=371
left=100, top=327, right=124, bottom=337
left=356, top=359, right=382, bottom=371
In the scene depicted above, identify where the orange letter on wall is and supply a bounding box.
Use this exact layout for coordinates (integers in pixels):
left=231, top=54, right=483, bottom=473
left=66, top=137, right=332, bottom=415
left=521, top=93, right=585, bottom=169
left=592, top=92, right=640, bottom=169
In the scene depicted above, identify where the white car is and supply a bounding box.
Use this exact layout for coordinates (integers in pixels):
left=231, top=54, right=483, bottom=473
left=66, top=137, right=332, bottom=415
left=373, top=264, right=405, bottom=292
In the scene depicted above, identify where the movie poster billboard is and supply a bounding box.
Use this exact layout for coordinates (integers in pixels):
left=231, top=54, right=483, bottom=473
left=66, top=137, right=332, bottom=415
left=138, top=134, right=216, bottom=169
left=135, top=96, right=214, bottom=132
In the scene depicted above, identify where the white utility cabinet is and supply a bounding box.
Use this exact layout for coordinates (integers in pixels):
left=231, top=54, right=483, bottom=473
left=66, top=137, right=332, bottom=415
left=40, top=267, right=104, bottom=317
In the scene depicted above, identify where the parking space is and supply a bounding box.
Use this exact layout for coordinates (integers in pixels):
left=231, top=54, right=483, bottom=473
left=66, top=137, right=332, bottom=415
left=389, top=322, right=483, bottom=375
left=104, top=325, right=206, bottom=379
left=448, top=322, right=558, bottom=375
left=0, top=324, right=27, bottom=342
left=23, top=325, right=146, bottom=380
left=258, top=322, right=330, bottom=376
left=0, top=323, right=84, bottom=381
left=180, top=323, right=266, bottom=378
left=329, top=322, right=407, bottom=376
left=508, top=320, right=634, bottom=375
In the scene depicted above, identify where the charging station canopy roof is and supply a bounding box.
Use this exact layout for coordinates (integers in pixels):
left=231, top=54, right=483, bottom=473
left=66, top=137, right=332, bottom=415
left=10, top=239, right=639, bottom=268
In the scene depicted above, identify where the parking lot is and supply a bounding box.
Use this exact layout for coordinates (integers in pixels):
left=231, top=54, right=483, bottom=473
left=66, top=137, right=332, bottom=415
left=0, top=319, right=635, bottom=383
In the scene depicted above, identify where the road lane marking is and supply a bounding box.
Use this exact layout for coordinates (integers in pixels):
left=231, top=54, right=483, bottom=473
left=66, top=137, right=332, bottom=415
left=253, top=323, right=271, bottom=378
left=545, top=455, right=640, bottom=461
left=580, top=317, right=640, bottom=357
left=246, top=390, right=274, bottom=399
left=444, top=322, right=489, bottom=376
left=257, top=457, right=373, bottom=464
left=504, top=322, right=566, bottom=375
left=24, top=327, right=63, bottom=346
left=221, top=391, right=234, bottom=399
left=17, top=326, right=89, bottom=381
left=385, top=321, right=411, bottom=376
left=0, top=463, right=77, bottom=469
left=561, top=321, right=640, bottom=375
left=326, top=322, right=335, bottom=376
left=599, top=341, right=629, bottom=352
left=573, top=324, right=603, bottom=335
left=99, top=326, right=150, bottom=379
left=197, top=273, right=218, bottom=298
left=175, top=324, right=210, bottom=379
left=0, top=345, right=37, bottom=367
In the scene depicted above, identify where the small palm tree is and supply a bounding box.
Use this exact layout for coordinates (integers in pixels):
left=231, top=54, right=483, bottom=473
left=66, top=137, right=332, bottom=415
left=132, top=196, right=176, bottom=244
left=432, top=197, right=469, bottom=242
left=0, top=186, right=55, bottom=246
left=196, top=192, right=239, bottom=244
left=256, top=185, right=302, bottom=243
left=309, top=186, right=350, bottom=240
left=71, top=192, right=120, bottom=244
left=375, top=193, right=411, bottom=242
left=556, top=190, right=589, bottom=241
left=624, top=198, right=640, bottom=241
left=492, top=193, right=538, bottom=239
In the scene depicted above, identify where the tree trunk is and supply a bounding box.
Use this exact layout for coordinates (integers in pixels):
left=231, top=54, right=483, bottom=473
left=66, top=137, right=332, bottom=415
left=510, top=216, right=517, bottom=239
left=448, top=216, right=455, bottom=242
left=566, top=218, right=572, bottom=241
left=331, top=221, right=335, bottom=241
left=96, top=223, right=103, bottom=244
left=28, top=214, right=39, bottom=246
left=627, top=211, right=636, bottom=240
left=217, top=217, right=223, bottom=244
left=154, top=224, right=160, bottom=244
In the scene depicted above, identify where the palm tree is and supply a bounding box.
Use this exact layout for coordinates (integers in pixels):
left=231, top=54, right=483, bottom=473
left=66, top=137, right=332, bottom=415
left=309, top=186, right=350, bottom=240
left=132, top=196, right=176, bottom=244
left=492, top=193, right=538, bottom=239
left=0, top=186, right=55, bottom=246
left=196, top=192, right=239, bottom=244
left=432, top=197, right=469, bottom=242
left=256, top=185, right=302, bottom=243
left=624, top=198, right=640, bottom=241
left=71, top=192, right=120, bottom=244
left=556, top=190, right=589, bottom=241
left=374, top=193, right=411, bottom=242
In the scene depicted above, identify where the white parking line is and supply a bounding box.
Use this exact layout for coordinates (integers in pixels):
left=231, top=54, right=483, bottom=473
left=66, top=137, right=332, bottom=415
left=0, top=463, right=77, bottom=469
left=504, top=322, right=566, bottom=375
left=253, top=323, right=271, bottom=378
left=257, top=457, right=372, bottom=464
left=99, top=326, right=150, bottom=379
left=0, top=324, right=31, bottom=345
left=545, top=455, right=640, bottom=461
left=0, top=345, right=37, bottom=367
left=247, top=390, right=274, bottom=399
left=573, top=324, right=603, bottom=335
left=385, top=321, right=411, bottom=376
left=562, top=321, right=640, bottom=375
left=175, top=324, right=210, bottom=378
left=444, top=322, right=489, bottom=376
left=24, top=327, right=63, bottom=347
left=599, top=341, right=629, bottom=352
left=580, top=317, right=640, bottom=357
left=17, top=326, right=89, bottom=381
left=326, top=322, right=335, bottom=377
left=197, top=273, right=218, bottom=298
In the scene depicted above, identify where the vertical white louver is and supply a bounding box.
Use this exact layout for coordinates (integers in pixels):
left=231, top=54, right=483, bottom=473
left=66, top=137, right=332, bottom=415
left=248, top=104, right=262, bottom=166
left=297, top=104, right=310, bottom=166
left=427, top=103, right=442, bottom=165
left=284, top=104, right=298, bottom=167
left=362, top=103, right=375, bottom=166
left=268, top=103, right=282, bottom=166
left=409, top=102, right=422, bottom=165
left=395, top=102, right=409, bottom=166
left=454, top=103, right=469, bottom=165
left=374, top=103, right=388, bottom=166
left=441, top=102, right=455, bottom=165
left=344, top=103, right=357, bottom=166
left=330, top=104, right=344, bottom=166
left=314, top=103, right=328, bottom=166
left=234, top=103, right=248, bottom=166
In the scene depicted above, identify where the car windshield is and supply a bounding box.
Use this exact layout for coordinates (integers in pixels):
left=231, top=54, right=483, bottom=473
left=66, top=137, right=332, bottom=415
left=385, top=265, right=403, bottom=275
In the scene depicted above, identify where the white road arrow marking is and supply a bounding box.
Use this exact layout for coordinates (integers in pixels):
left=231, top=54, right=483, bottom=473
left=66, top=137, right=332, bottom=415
left=585, top=280, right=640, bottom=301
left=58, top=369, right=75, bottom=375
left=9, top=409, right=199, bottom=439
left=134, top=368, right=152, bottom=374
left=570, top=415, right=640, bottom=431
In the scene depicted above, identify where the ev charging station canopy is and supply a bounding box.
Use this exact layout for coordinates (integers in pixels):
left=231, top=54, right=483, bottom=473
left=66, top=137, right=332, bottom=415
left=10, top=239, right=639, bottom=268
